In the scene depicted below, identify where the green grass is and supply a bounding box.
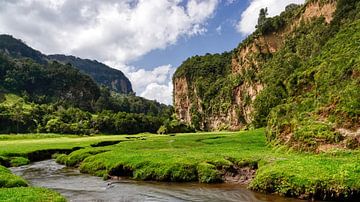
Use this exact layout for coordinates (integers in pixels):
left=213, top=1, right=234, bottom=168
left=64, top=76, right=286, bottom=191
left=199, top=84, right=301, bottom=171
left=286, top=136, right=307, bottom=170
left=0, top=134, right=136, bottom=159
left=50, top=129, right=359, bottom=200
left=0, top=187, right=66, bottom=202
left=0, top=129, right=359, bottom=200
left=0, top=134, right=77, bottom=141
left=0, top=165, right=27, bottom=188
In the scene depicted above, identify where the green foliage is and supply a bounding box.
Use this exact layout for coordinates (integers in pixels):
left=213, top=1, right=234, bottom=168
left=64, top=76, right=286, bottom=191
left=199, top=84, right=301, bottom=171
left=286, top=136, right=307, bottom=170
left=173, top=0, right=359, bottom=150
left=267, top=17, right=360, bottom=150
left=0, top=34, right=132, bottom=94
left=0, top=35, right=173, bottom=134
left=0, top=54, right=100, bottom=110
left=48, top=54, right=133, bottom=94
left=0, top=35, right=46, bottom=64
left=158, top=117, right=195, bottom=134
left=257, top=8, right=268, bottom=28
left=0, top=93, right=170, bottom=135
left=173, top=52, right=236, bottom=125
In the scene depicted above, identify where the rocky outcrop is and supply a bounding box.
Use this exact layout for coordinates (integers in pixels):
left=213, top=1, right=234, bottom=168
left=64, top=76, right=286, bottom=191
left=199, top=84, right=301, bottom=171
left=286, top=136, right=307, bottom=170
left=173, top=0, right=337, bottom=131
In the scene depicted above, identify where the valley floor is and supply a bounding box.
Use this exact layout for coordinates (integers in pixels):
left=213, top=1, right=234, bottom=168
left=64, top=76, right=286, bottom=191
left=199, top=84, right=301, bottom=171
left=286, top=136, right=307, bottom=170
left=0, top=129, right=359, bottom=201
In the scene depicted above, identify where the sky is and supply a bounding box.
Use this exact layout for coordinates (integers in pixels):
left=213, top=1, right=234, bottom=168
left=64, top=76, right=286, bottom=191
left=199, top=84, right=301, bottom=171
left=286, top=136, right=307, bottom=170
left=0, top=0, right=305, bottom=105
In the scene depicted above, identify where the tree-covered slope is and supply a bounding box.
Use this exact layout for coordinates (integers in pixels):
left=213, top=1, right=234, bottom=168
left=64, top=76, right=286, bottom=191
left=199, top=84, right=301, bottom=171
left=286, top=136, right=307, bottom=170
left=0, top=53, right=100, bottom=110
left=173, top=0, right=360, bottom=150
left=0, top=35, right=46, bottom=64
left=0, top=39, right=173, bottom=135
left=267, top=17, right=360, bottom=151
left=0, top=34, right=132, bottom=94
left=48, top=54, right=133, bottom=94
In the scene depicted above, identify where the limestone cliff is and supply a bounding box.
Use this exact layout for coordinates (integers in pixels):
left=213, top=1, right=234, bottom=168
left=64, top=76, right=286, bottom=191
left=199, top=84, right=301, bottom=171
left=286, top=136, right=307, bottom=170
left=173, top=0, right=338, bottom=131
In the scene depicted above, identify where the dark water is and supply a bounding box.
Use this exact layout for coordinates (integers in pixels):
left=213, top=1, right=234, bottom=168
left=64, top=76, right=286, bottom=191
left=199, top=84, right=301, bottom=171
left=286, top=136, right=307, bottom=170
left=11, top=160, right=302, bottom=202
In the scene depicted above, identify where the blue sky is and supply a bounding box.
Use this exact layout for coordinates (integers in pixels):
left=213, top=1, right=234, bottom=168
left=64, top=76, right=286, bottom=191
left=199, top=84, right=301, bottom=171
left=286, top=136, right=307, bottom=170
left=0, top=0, right=305, bottom=104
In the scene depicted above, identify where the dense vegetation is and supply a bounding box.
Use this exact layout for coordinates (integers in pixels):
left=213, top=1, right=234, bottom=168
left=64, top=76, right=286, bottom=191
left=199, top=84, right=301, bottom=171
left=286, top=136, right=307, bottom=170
left=0, top=54, right=100, bottom=110
left=48, top=54, right=133, bottom=94
left=0, top=94, right=168, bottom=135
left=0, top=34, right=132, bottom=94
left=173, top=0, right=360, bottom=150
left=259, top=0, right=360, bottom=150
left=174, top=52, right=235, bottom=129
left=0, top=52, right=174, bottom=135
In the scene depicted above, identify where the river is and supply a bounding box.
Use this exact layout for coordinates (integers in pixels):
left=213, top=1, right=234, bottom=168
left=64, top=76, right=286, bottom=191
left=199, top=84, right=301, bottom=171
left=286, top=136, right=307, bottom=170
left=10, top=160, right=302, bottom=202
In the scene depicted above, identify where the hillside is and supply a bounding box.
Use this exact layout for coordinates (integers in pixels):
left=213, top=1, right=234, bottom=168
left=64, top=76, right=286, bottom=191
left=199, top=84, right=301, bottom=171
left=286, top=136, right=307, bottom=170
left=48, top=54, right=133, bottom=94
left=0, top=35, right=132, bottom=94
left=0, top=53, right=100, bottom=110
left=173, top=0, right=360, bottom=151
left=0, top=43, right=173, bottom=134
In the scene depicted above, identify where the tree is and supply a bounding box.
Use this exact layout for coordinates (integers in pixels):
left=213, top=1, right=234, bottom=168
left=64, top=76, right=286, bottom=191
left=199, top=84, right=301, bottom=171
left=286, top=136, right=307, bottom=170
left=257, top=8, right=268, bottom=27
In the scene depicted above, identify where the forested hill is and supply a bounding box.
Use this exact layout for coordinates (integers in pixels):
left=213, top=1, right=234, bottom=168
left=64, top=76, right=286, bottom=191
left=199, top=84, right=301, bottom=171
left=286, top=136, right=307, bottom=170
left=173, top=0, right=360, bottom=151
left=0, top=52, right=174, bottom=134
left=0, top=34, right=132, bottom=94
left=0, top=36, right=174, bottom=135
left=48, top=54, right=132, bottom=94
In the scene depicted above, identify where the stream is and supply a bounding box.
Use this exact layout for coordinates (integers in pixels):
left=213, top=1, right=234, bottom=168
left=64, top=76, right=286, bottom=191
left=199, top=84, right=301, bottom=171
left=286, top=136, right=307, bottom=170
left=10, top=160, right=302, bottom=202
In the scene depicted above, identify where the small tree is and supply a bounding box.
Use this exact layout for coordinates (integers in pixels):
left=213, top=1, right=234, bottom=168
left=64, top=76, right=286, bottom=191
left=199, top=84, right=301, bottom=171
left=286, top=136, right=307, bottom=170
left=257, top=8, right=268, bottom=28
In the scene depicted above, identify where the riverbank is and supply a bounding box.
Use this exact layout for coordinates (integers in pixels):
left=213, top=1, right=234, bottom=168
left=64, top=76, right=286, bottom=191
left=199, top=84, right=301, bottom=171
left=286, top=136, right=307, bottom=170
left=0, top=164, right=66, bottom=201
left=1, top=130, right=360, bottom=201
left=0, top=134, right=129, bottom=201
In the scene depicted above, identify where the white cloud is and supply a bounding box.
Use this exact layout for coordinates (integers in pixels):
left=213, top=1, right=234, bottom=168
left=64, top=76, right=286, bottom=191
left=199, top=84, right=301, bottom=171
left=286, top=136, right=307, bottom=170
left=133, top=65, right=175, bottom=105
left=236, top=0, right=305, bottom=35
left=141, top=81, right=173, bottom=105
left=0, top=0, right=219, bottom=104
left=216, top=25, right=222, bottom=35
left=105, top=62, right=176, bottom=105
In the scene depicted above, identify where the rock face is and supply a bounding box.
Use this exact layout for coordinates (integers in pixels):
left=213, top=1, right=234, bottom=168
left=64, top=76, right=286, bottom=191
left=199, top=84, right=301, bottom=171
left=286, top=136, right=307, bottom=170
left=173, top=1, right=337, bottom=131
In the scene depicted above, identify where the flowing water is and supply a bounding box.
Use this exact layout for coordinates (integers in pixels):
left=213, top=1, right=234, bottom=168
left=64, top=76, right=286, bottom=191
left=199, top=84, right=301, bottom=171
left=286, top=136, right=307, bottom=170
left=11, top=160, right=302, bottom=202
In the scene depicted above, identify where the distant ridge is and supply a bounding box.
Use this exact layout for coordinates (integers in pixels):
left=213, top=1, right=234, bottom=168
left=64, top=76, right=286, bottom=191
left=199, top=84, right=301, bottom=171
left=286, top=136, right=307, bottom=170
left=0, top=34, right=133, bottom=94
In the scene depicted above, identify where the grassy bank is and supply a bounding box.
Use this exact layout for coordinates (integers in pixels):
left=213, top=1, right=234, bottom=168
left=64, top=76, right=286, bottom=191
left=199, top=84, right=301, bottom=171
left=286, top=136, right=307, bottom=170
left=0, top=130, right=359, bottom=200
left=0, top=187, right=66, bottom=202
left=0, top=134, right=134, bottom=164
left=54, top=129, right=360, bottom=200
left=0, top=133, right=133, bottom=201
left=0, top=165, right=27, bottom=188
left=0, top=165, right=66, bottom=201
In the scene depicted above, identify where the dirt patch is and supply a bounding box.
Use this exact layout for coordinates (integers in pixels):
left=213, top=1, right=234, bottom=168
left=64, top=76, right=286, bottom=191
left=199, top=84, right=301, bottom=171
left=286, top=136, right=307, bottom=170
left=317, top=144, right=344, bottom=152
left=221, top=161, right=258, bottom=185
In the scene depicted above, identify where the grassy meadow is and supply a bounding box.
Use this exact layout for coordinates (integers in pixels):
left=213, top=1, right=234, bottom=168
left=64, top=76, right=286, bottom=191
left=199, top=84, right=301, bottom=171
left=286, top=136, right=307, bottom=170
left=0, top=129, right=359, bottom=201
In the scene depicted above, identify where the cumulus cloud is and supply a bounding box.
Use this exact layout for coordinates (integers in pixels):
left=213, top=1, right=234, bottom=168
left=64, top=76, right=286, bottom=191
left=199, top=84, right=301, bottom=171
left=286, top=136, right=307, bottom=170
left=141, top=81, right=174, bottom=105
left=236, top=0, right=305, bottom=35
left=0, top=0, right=219, bottom=104
left=104, top=62, right=176, bottom=105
